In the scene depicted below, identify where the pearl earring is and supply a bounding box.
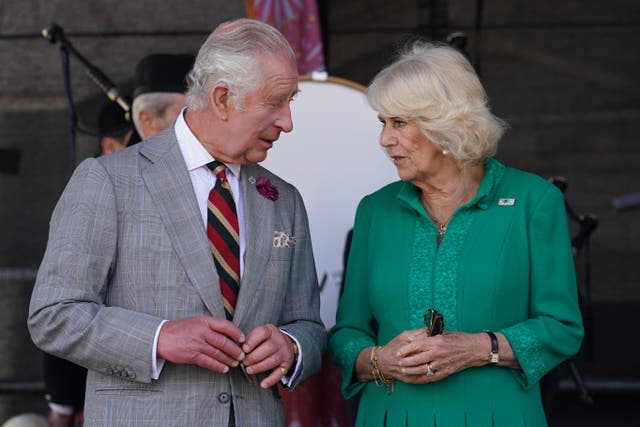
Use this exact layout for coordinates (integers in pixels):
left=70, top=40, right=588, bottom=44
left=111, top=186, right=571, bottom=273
left=442, top=149, right=449, bottom=155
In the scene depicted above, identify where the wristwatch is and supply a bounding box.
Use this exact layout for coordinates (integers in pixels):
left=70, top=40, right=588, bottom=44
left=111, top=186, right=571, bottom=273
left=484, top=331, right=499, bottom=364
left=290, top=339, right=299, bottom=364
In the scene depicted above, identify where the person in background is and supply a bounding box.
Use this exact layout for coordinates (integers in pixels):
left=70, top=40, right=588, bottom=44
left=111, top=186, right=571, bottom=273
left=131, top=53, right=193, bottom=139
left=28, top=18, right=325, bottom=427
left=96, top=100, right=139, bottom=156
left=97, top=52, right=193, bottom=157
left=329, top=41, right=583, bottom=426
left=41, top=352, right=86, bottom=427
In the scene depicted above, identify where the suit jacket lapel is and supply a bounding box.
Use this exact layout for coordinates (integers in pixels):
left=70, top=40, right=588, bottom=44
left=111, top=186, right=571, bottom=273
left=139, top=129, right=225, bottom=317
left=233, top=164, right=272, bottom=325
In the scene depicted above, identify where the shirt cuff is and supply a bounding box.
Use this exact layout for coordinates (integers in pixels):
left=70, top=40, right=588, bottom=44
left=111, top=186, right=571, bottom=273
left=48, top=402, right=75, bottom=416
left=151, top=320, right=168, bottom=380
left=279, top=330, right=303, bottom=387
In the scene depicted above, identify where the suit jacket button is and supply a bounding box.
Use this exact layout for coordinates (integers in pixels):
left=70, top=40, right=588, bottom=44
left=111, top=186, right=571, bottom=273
left=218, top=392, right=231, bottom=404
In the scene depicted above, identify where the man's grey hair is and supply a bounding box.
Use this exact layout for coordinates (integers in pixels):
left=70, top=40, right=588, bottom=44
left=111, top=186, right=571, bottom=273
left=185, top=18, right=296, bottom=112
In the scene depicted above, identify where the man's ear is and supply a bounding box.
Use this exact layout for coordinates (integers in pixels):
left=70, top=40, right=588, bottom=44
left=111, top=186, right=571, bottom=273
left=210, top=85, right=230, bottom=120
left=136, top=110, right=155, bottom=138
left=138, top=110, right=153, bottom=127
left=100, top=136, right=126, bottom=155
left=99, top=137, right=111, bottom=155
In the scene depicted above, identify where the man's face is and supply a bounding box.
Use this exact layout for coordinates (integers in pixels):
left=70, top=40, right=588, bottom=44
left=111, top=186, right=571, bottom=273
left=223, top=55, right=298, bottom=164
left=144, top=93, right=186, bottom=139
left=99, top=130, right=133, bottom=156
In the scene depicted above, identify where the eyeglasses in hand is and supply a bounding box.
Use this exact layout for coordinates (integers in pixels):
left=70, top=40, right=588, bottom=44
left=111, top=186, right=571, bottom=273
left=424, top=308, right=444, bottom=336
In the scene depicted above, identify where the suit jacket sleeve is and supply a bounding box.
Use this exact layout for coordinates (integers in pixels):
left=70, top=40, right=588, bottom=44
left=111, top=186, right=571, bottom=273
left=28, top=158, right=163, bottom=383
left=501, top=184, right=584, bottom=388
left=328, top=196, right=377, bottom=399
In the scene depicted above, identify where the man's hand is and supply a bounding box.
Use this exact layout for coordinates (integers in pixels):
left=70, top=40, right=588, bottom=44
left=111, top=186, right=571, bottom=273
left=242, top=324, right=295, bottom=388
left=157, top=316, right=246, bottom=373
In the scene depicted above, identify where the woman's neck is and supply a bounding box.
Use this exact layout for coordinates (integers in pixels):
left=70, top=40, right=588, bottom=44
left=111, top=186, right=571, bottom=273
left=417, top=163, right=484, bottom=226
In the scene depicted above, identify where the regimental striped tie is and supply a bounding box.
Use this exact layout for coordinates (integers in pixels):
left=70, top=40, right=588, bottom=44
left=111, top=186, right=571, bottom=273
left=206, top=161, right=240, bottom=320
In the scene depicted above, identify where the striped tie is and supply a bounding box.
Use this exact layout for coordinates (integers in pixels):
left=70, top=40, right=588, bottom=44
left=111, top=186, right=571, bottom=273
left=206, top=161, right=240, bottom=320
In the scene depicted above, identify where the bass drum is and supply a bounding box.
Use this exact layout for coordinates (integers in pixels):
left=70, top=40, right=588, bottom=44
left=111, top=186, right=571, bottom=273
left=261, top=76, right=398, bottom=329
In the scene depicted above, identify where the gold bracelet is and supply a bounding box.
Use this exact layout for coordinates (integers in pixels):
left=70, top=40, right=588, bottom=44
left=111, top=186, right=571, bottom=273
left=369, top=347, right=383, bottom=386
left=369, top=346, right=394, bottom=394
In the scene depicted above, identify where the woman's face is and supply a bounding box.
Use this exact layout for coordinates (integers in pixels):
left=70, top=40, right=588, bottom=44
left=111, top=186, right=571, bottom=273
left=378, top=114, right=445, bottom=183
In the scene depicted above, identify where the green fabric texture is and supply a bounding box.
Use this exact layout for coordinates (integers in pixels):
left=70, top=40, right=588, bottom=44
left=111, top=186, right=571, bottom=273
left=328, top=158, right=584, bottom=427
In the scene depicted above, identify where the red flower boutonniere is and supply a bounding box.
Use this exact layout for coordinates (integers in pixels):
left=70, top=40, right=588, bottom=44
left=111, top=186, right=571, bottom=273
left=251, top=176, right=279, bottom=201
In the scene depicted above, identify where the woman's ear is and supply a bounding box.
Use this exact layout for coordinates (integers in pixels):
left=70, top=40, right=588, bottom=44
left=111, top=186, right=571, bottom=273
left=210, top=84, right=230, bottom=121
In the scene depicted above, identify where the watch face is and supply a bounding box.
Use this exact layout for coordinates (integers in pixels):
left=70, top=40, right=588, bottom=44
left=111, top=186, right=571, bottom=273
left=424, top=308, right=444, bottom=336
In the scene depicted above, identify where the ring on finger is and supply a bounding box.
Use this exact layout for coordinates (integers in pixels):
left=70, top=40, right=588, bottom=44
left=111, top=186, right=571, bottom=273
left=426, top=362, right=435, bottom=377
left=279, top=365, right=289, bottom=375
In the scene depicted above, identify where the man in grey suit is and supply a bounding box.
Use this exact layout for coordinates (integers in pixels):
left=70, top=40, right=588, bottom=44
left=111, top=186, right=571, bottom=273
left=29, top=18, right=326, bottom=427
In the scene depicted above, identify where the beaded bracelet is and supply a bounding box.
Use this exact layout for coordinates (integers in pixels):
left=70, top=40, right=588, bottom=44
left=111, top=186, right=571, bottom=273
left=369, top=346, right=394, bottom=394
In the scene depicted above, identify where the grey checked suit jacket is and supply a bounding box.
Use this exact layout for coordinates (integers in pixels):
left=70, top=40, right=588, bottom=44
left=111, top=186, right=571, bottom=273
left=28, top=127, right=326, bottom=426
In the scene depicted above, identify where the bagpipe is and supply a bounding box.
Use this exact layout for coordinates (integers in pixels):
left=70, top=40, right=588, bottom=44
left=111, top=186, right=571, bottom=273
left=42, top=23, right=131, bottom=168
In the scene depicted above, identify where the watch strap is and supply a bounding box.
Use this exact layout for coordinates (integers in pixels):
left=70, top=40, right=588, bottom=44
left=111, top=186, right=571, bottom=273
left=484, top=331, right=499, bottom=364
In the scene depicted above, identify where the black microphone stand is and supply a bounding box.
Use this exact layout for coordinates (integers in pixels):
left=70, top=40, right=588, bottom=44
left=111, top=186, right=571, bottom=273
left=569, top=213, right=598, bottom=406
left=553, top=176, right=598, bottom=363
left=545, top=177, right=596, bottom=407
left=42, top=23, right=130, bottom=170
left=572, top=213, right=598, bottom=354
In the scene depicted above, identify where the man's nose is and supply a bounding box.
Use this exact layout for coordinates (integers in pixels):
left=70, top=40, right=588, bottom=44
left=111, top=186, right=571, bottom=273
left=275, top=102, right=293, bottom=133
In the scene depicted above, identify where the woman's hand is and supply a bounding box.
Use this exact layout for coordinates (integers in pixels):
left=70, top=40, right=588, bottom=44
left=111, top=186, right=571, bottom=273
left=356, top=329, right=519, bottom=385
left=373, top=329, right=520, bottom=384
left=391, top=330, right=489, bottom=383
left=354, top=330, right=432, bottom=383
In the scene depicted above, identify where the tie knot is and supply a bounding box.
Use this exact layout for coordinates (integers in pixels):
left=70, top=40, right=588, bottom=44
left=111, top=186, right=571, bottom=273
left=207, top=160, right=227, bottom=181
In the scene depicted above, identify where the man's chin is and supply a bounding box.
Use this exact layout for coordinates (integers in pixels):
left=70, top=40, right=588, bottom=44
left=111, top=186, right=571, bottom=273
left=244, top=149, right=270, bottom=164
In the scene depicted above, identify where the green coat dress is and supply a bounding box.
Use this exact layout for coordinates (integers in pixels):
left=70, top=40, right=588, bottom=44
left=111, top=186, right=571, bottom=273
left=328, top=158, right=584, bottom=427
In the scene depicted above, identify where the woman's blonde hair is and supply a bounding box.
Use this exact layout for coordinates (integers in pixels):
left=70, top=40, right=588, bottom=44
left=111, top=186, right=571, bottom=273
left=367, top=41, right=507, bottom=168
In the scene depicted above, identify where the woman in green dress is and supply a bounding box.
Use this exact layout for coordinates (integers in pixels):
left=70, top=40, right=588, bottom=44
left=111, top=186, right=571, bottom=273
left=328, top=41, right=583, bottom=427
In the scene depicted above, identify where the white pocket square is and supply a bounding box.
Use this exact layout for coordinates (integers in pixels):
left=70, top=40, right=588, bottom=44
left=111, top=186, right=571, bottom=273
left=273, top=231, right=296, bottom=248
